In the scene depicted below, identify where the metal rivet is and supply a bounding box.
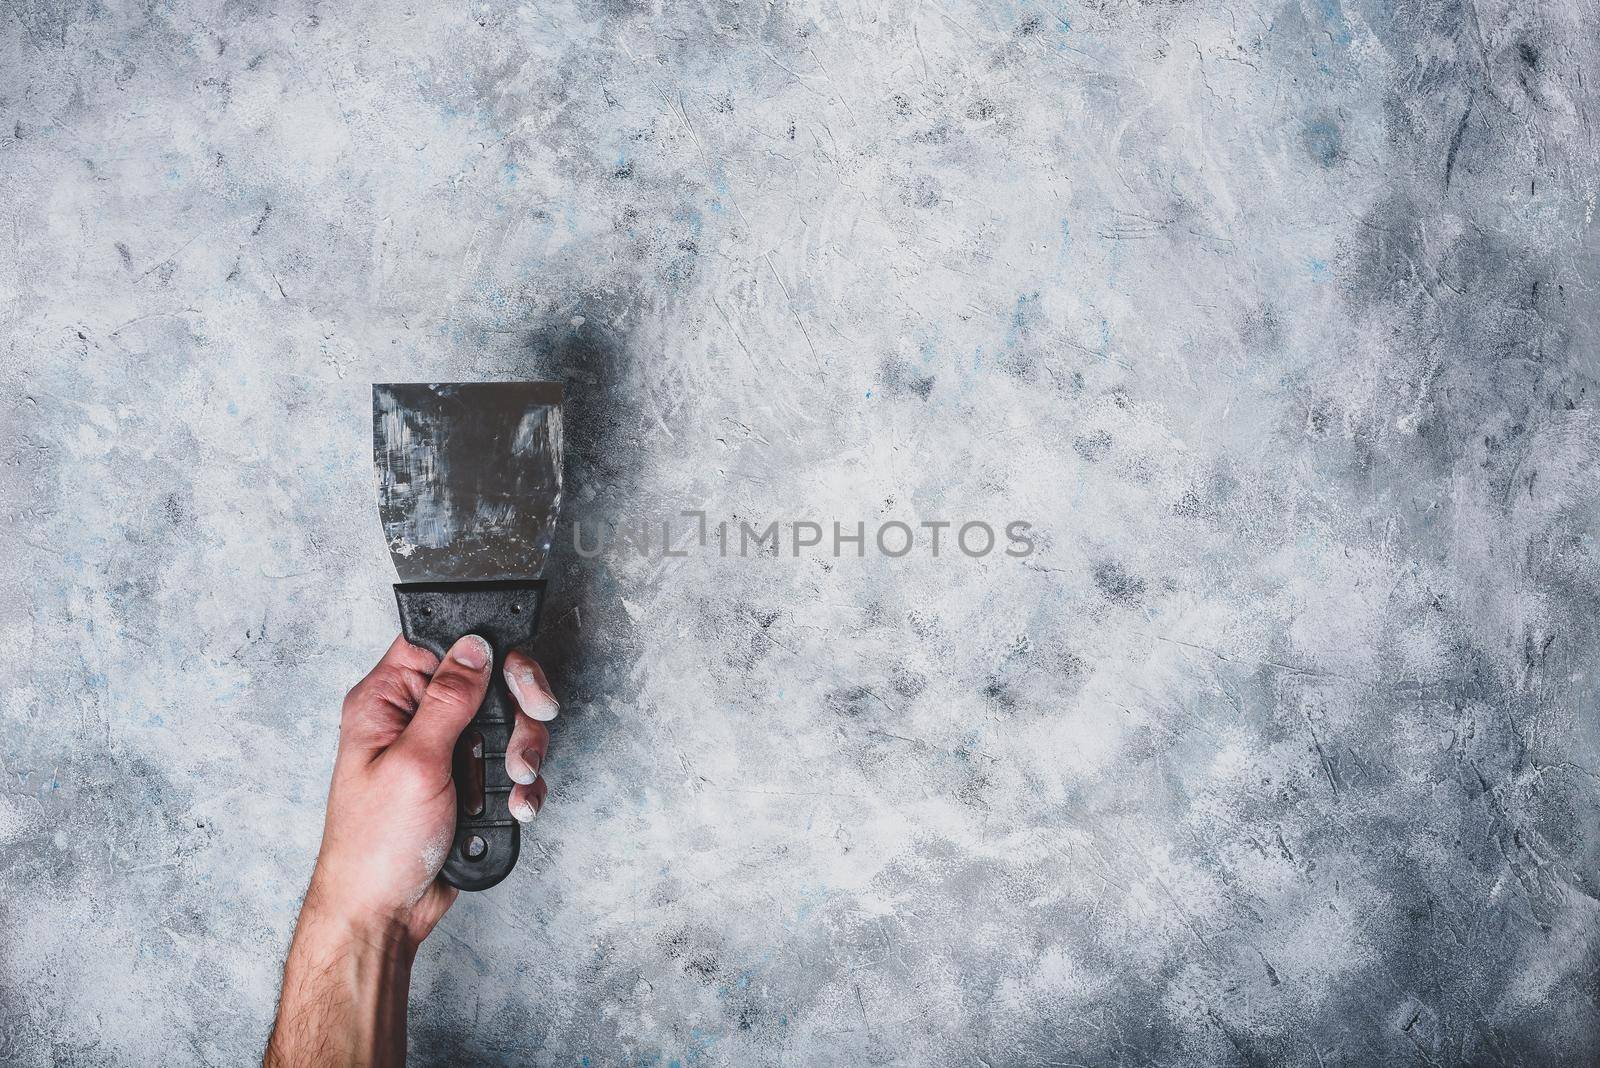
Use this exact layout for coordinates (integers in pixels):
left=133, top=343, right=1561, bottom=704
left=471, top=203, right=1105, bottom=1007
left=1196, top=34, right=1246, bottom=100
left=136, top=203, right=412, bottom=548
left=511, top=603, right=522, bottom=614
left=465, top=835, right=487, bottom=859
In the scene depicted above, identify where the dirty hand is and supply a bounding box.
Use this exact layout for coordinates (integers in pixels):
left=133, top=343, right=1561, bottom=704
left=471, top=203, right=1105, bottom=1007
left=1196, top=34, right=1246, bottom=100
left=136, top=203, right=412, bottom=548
left=264, top=635, right=559, bottom=1068
left=308, top=633, right=560, bottom=945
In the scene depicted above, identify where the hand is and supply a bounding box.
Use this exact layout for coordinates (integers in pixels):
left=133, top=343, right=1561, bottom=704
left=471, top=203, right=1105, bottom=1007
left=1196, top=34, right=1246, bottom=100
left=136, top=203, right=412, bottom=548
left=264, top=634, right=559, bottom=1068
left=307, top=633, right=560, bottom=945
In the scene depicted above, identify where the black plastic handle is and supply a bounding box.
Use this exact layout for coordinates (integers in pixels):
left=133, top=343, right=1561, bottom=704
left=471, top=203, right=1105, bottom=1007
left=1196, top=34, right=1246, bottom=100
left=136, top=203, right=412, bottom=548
left=394, top=579, right=546, bottom=891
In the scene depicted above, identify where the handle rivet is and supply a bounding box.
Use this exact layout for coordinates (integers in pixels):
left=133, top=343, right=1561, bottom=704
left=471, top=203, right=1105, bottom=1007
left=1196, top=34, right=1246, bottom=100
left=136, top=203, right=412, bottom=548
left=465, top=835, right=487, bottom=859
left=511, top=603, right=522, bottom=614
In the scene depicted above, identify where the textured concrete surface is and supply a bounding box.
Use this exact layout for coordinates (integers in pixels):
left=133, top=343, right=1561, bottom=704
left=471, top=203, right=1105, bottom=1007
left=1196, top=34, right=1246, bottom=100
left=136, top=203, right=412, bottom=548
left=4, top=1, right=1600, bottom=1064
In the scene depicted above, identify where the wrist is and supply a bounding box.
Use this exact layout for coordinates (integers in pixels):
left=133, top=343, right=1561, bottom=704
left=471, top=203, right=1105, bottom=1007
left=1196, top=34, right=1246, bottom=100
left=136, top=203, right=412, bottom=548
left=300, top=876, right=418, bottom=964
left=268, top=879, right=416, bottom=1068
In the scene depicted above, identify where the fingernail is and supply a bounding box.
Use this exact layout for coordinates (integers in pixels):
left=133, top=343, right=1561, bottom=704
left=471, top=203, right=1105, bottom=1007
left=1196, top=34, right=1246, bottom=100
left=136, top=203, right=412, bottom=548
left=453, top=635, right=490, bottom=670
left=509, top=748, right=541, bottom=786
left=508, top=669, right=559, bottom=721
left=511, top=795, right=539, bottom=822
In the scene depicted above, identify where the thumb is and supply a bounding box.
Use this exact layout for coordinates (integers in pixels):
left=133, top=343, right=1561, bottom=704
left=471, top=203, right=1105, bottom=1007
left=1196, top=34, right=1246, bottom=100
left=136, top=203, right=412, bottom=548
left=393, top=634, right=492, bottom=770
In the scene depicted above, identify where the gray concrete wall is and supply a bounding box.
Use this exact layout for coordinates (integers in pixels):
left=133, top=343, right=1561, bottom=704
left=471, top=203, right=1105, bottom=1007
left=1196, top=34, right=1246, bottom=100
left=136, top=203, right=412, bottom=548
left=3, top=0, right=1598, bottom=1064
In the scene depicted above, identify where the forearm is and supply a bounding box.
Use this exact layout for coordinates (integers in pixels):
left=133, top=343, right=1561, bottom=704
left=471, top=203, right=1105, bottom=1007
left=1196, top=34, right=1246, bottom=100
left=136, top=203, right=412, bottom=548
left=264, top=886, right=415, bottom=1068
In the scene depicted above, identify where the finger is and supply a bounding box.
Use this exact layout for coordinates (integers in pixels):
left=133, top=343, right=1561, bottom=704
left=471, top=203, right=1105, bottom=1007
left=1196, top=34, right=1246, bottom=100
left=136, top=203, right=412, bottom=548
left=505, top=713, right=550, bottom=786
left=508, top=774, right=548, bottom=823
left=382, top=633, right=442, bottom=675
left=504, top=649, right=559, bottom=722
left=346, top=635, right=440, bottom=717
left=393, top=634, right=492, bottom=766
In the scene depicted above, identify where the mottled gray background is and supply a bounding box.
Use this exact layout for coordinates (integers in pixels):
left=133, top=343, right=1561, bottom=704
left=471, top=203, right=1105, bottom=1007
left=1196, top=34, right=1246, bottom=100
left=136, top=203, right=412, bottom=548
left=3, top=0, right=1599, bottom=1064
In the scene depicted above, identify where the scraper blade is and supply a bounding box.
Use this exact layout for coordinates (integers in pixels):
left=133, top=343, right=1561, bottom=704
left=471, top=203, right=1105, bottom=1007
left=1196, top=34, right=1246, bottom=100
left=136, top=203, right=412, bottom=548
left=374, top=382, right=563, bottom=582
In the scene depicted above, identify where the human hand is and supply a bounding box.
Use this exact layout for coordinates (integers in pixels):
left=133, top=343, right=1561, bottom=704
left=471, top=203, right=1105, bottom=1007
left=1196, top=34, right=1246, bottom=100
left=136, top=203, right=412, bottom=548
left=306, top=633, right=560, bottom=948
left=264, top=634, right=558, bottom=1067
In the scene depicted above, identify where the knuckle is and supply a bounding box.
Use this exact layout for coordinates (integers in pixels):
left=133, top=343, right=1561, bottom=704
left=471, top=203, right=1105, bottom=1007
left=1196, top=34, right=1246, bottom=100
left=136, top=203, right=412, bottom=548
left=343, top=667, right=416, bottom=720
left=340, top=686, right=367, bottom=718
left=367, top=667, right=415, bottom=709
left=425, top=667, right=483, bottom=709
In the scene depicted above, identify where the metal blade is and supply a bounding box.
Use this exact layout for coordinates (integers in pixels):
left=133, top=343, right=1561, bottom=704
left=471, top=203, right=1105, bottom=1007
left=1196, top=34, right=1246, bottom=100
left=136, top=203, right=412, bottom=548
left=373, top=382, right=563, bottom=582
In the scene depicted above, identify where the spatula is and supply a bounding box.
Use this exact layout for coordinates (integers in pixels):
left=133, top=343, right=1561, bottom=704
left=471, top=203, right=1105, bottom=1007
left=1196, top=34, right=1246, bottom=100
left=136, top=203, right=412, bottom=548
left=372, top=381, right=564, bottom=891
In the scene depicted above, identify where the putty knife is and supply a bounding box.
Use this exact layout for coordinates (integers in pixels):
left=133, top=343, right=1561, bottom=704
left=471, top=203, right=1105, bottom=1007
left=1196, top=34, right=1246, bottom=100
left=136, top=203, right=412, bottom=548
left=373, top=382, right=563, bottom=891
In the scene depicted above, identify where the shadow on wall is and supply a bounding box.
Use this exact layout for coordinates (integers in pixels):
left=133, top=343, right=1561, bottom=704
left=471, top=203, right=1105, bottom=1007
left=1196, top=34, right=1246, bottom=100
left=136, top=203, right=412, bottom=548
left=407, top=304, right=648, bottom=1067
left=526, top=306, right=644, bottom=704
